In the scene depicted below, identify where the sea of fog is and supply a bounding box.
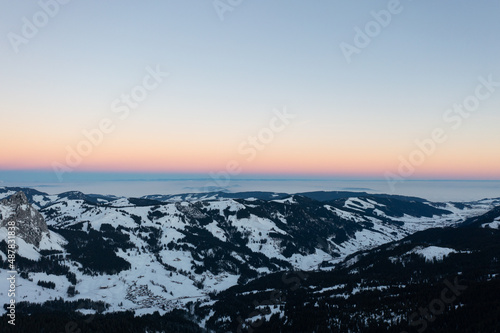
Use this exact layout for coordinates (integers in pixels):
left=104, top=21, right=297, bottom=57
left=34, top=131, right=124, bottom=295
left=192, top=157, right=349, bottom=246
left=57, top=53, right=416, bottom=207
left=2, top=179, right=499, bottom=202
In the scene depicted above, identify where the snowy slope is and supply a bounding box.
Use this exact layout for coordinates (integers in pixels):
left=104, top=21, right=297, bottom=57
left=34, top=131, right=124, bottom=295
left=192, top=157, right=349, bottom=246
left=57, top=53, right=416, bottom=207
left=0, top=187, right=499, bottom=318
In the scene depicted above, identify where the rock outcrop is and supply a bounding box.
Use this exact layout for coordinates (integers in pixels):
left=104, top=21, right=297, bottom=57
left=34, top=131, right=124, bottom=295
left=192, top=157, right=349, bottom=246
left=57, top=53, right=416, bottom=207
left=0, top=191, right=49, bottom=247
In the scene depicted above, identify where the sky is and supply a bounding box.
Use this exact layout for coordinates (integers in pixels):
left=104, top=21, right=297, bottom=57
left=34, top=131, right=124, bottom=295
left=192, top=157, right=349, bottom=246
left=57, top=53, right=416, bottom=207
left=1, top=0, right=500, bottom=184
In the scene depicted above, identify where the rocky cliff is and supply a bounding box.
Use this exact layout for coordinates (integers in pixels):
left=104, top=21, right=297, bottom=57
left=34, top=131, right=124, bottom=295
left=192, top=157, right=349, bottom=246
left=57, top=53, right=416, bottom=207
left=0, top=191, right=49, bottom=247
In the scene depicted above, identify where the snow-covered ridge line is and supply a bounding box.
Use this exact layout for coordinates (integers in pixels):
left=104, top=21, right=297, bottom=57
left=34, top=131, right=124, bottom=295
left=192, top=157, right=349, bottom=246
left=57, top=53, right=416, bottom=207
left=0, top=186, right=499, bottom=317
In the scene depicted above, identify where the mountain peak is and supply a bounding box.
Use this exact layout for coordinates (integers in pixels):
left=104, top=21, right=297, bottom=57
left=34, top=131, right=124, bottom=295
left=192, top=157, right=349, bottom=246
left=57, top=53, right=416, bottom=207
left=0, top=191, right=49, bottom=247
left=3, top=190, right=29, bottom=205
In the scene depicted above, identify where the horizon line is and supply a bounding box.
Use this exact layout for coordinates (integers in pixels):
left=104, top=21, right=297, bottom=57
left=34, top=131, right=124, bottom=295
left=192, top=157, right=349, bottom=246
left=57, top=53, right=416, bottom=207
left=0, top=169, right=499, bottom=182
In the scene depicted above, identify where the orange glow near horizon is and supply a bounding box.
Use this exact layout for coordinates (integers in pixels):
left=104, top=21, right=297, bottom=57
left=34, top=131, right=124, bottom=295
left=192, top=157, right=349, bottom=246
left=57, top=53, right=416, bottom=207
left=2, top=150, right=498, bottom=180
left=1, top=122, right=499, bottom=180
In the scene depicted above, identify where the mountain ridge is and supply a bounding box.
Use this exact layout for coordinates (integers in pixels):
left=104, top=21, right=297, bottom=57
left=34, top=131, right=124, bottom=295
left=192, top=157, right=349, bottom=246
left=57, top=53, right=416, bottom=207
left=0, top=187, right=499, bottom=332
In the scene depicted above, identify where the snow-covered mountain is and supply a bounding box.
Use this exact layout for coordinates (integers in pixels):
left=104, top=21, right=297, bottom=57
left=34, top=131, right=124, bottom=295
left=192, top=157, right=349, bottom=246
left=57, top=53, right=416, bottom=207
left=0, top=191, right=65, bottom=260
left=0, top=187, right=499, bottom=332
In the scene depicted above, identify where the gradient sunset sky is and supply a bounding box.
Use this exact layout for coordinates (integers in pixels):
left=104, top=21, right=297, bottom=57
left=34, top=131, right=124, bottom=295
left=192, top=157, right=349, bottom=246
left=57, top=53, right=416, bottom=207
left=1, top=1, right=499, bottom=182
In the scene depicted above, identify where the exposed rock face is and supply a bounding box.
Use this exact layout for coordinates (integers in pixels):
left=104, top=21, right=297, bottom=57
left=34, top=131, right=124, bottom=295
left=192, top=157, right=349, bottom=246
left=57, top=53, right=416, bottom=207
left=0, top=191, right=49, bottom=247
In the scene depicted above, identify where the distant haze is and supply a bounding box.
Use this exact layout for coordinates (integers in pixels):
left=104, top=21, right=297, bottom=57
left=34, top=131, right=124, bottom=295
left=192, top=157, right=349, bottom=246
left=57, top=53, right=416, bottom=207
left=1, top=171, right=499, bottom=202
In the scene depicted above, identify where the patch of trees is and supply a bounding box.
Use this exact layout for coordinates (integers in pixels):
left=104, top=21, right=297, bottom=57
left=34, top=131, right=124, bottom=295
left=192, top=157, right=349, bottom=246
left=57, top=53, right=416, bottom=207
left=0, top=309, right=204, bottom=333
left=56, top=228, right=131, bottom=275
left=36, top=280, right=55, bottom=289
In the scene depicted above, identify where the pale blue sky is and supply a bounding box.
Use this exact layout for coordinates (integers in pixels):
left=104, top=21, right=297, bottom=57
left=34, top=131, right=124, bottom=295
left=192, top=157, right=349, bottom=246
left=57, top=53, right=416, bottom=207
left=1, top=1, right=499, bottom=182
